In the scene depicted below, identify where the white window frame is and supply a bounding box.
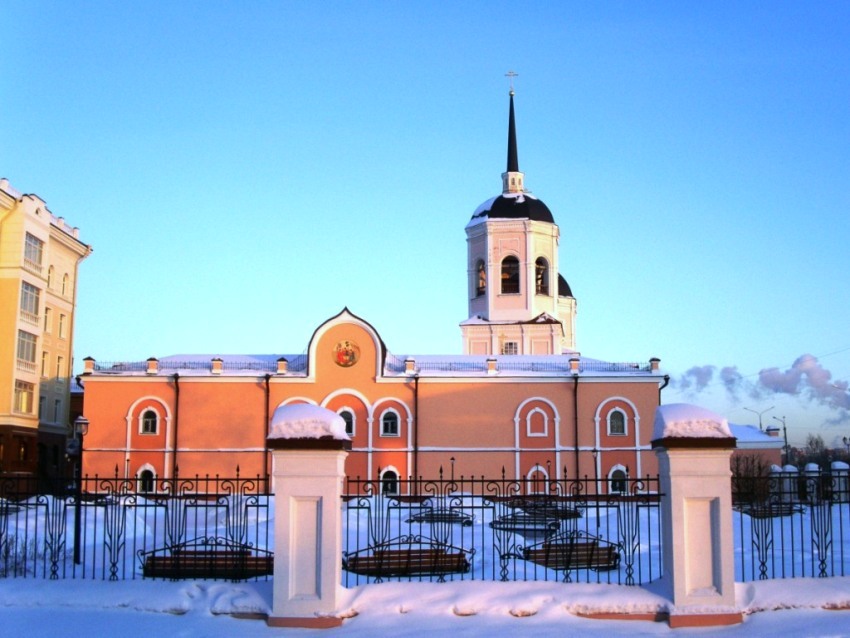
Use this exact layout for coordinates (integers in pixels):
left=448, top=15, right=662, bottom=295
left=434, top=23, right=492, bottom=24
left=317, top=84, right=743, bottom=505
left=338, top=407, right=356, bottom=437
left=502, top=341, right=519, bottom=355
left=379, top=467, right=400, bottom=495
left=24, top=232, right=43, bottom=270
left=526, top=464, right=550, bottom=494
left=139, top=408, right=160, bottom=435
left=14, top=380, right=35, bottom=414
left=608, top=465, right=629, bottom=494
left=380, top=408, right=400, bottom=437
left=137, top=464, right=157, bottom=493
left=607, top=408, right=628, bottom=436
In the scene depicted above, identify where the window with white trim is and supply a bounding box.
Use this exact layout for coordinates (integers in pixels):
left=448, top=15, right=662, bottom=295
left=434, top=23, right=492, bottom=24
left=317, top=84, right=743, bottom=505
left=501, top=341, right=518, bottom=355
left=381, top=410, right=399, bottom=437
left=44, top=307, right=52, bottom=332
left=62, top=274, right=69, bottom=296
left=608, top=409, right=627, bottom=436
left=141, top=409, right=158, bottom=434
left=14, top=380, right=35, bottom=414
left=339, top=409, right=355, bottom=436
left=59, top=314, right=67, bottom=339
left=138, top=469, right=155, bottom=493
left=380, top=469, right=399, bottom=495
left=527, top=466, right=549, bottom=494
left=24, top=233, right=43, bottom=271
left=20, top=282, right=40, bottom=321
left=17, top=330, right=37, bottom=371
left=609, top=468, right=628, bottom=494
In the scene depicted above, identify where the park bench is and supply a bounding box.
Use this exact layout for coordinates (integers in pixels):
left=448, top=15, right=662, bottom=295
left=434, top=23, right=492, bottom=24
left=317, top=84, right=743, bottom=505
left=343, top=542, right=471, bottom=580
left=406, top=508, right=474, bottom=526
left=522, top=534, right=620, bottom=571
left=140, top=540, right=273, bottom=580
left=489, top=512, right=561, bottom=539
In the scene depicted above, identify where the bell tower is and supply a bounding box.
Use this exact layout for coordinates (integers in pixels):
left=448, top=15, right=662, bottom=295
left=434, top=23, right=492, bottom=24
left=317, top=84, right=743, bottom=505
left=461, top=85, right=577, bottom=356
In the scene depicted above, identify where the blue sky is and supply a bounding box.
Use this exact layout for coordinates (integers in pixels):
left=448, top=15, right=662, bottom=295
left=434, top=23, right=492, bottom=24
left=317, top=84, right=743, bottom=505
left=3, top=2, right=849, bottom=446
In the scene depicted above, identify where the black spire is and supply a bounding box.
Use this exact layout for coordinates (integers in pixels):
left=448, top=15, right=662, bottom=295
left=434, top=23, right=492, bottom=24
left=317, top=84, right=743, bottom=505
left=506, top=91, right=519, bottom=173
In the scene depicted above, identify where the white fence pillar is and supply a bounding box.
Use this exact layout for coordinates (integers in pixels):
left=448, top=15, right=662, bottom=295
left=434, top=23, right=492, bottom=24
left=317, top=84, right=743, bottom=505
left=652, top=404, right=742, bottom=628
left=266, top=437, right=350, bottom=628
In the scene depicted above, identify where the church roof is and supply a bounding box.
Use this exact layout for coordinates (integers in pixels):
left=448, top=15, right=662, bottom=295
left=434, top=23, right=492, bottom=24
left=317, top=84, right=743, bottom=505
left=469, top=192, right=555, bottom=224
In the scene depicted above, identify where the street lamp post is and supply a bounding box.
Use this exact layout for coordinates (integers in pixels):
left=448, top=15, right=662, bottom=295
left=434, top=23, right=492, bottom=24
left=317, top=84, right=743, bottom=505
left=72, top=415, right=89, bottom=565
left=843, top=436, right=850, bottom=459
left=744, top=406, right=774, bottom=431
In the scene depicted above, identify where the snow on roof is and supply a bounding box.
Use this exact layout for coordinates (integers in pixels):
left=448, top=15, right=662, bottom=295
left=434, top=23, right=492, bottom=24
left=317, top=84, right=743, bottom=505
left=728, top=424, right=784, bottom=450
left=653, top=403, right=733, bottom=440
left=268, top=403, right=349, bottom=441
left=88, top=352, right=658, bottom=379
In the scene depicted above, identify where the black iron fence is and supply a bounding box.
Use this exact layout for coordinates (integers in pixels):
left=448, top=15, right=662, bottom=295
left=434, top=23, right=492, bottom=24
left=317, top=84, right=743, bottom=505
left=342, top=471, right=663, bottom=586
left=733, top=468, right=850, bottom=581
left=0, top=472, right=272, bottom=581
left=8, top=466, right=848, bottom=586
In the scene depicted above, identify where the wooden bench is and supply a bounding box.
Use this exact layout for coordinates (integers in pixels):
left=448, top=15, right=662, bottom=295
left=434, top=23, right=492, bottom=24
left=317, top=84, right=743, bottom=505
left=343, top=547, right=470, bottom=578
left=523, top=540, right=620, bottom=571
left=407, top=509, right=474, bottom=526
left=142, top=549, right=274, bottom=580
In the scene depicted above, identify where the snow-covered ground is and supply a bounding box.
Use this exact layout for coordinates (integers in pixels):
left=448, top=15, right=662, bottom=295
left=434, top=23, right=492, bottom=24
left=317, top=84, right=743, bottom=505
left=3, top=576, right=850, bottom=637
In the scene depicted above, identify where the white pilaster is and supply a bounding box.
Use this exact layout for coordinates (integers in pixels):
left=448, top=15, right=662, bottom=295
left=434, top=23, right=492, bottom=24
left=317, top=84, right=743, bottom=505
left=267, top=442, right=348, bottom=628
left=654, top=440, right=741, bottom=628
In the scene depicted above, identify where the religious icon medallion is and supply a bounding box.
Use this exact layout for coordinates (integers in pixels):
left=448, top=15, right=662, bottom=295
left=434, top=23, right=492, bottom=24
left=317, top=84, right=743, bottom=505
left=333, top=340, right=360, bottom=367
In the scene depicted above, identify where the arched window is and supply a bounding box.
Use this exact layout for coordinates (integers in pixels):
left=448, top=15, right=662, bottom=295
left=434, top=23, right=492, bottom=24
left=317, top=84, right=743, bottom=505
left=139, top=469, right=155, bottom=493
left=476, top=260, right=486, bottom=297
left=501, top=256, right=520, bottom=294
left=535, top=258, right=549, bottom=295
left=380, top=469, right=399, bottom=495
left=381, top=410, right=399, bottom=437
left=61, top=273, right=69, bottom=296
left=608, top=410, right=626, bottom=436
left=141, top=409, right=158, bottom=434
left=47, top=266, right=54, bottom=289
left=527, top=465, right=548, bottom=494
left=339, top=409, right=355, bottom=436
left=609, top=468, right=628, bottom=494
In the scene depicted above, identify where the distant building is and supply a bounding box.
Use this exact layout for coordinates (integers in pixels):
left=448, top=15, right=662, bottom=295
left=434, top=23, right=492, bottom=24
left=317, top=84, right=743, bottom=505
left=0, top=178, right=91, bottom=480
left=729, top=423, right=784, bottom=467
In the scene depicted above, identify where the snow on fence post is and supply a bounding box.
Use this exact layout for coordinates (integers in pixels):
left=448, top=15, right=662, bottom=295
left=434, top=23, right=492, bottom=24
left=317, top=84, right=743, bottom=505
left=652, top=404, right=742, bottom=629
left=266, top=404, right=351, bottom=629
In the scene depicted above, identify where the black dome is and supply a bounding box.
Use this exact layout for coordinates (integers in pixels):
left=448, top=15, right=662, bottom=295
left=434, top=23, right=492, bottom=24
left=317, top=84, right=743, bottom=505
left=471, top=193, right=555, bottom=224
left=558, top=274, right=573, bottom=298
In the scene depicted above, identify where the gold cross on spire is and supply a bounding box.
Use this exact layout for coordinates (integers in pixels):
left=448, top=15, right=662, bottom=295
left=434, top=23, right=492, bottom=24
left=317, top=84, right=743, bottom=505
left=505, top=70, right=518, bottom=95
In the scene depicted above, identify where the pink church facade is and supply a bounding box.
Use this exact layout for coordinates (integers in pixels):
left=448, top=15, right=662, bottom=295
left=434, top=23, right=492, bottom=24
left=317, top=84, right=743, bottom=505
left=78, top=90, right=668, bottom=490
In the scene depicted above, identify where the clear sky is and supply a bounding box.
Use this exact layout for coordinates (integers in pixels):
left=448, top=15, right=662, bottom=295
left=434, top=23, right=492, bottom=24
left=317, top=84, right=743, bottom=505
left=3, top=2, right=849, bottom=447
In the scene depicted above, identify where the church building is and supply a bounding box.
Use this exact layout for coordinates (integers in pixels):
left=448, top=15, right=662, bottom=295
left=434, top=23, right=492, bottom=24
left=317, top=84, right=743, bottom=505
left=79, top=90, right=667, bottom=493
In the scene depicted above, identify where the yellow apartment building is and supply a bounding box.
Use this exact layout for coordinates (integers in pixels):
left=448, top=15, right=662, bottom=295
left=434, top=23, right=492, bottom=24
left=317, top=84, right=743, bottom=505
left=0, top=178, right=91, bottom=480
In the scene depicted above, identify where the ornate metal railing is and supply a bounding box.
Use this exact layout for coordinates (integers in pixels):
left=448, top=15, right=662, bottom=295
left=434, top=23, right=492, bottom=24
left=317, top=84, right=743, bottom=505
left=733, top=467, right=850, bottom=581
left=0, top=472, right=272, bottom=581
left=342, top=469, right=663, bottom=586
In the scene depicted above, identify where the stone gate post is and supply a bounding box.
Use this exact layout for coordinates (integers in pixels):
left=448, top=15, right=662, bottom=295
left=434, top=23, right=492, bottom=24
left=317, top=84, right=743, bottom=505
left=652, top=404, right=742, bottom=628
left=266, top=404, right=350, bottom=629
